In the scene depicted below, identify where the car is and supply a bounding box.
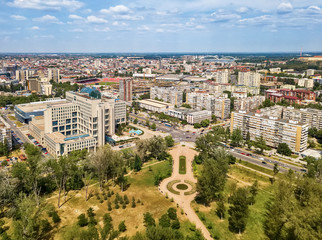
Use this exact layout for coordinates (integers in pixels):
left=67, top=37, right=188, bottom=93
left=300, top=169, right=307, bottom=173
left=241, top=152, right=245, bottom=155
left=259, top=157, right=264, bottom=161
left=246, top=154, right=250, bottom=156
left=262, top=161, right=267, bottom=164
left=45, top=152, right=48, bottom=155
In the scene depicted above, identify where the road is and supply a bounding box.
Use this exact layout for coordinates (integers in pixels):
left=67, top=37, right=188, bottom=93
left=130, top=113, right=305, bottom=174
left=129, top=113, right=198, bottom=142
left=3, top=114, right=30, bottom=144
left=159, top=145, right=213, bottom=240
left=228, top=148, right=304, bottom=173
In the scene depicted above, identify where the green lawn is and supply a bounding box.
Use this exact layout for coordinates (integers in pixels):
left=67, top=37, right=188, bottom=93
left=179, top=156, right=186, bottom=174
left=238, top=160, right=274, bottom=176
left=90, top=81, right=117, bottom=86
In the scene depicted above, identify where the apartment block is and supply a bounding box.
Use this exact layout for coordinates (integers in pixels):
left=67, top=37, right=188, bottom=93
left=150, top=86, right=183, bottom=106
left=187, top=110, right=212, bottom=124
left=238, top=71, right=261, bottom=87
left=48, top=68, right=60, bottom=82
left=282, top=107, right=322, bottom=130
left=186, top=92, right=230, bottom=119
left=119, top=79, right=133, bottom=102
left=215, top=69, right=229, bottom=84
left=234, top=96, right=265, bottom=112
left=0, top=116, right=12, bottom=150
left=231, top=110, right=308, bottom=152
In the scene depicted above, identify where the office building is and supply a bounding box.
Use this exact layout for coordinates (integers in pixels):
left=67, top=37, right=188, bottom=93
left=138, top=99, right=174, bottom=113
left=231, top=110, right=308, bottom=152
left=48, top=68, right=60, bottom=82
left=119, top=79, right=133, bottom=102
left=28, top=90, right=126, bottom=156
left=15, top=98, right=67, bottom=123
left=0, top=116, right=12, bottom=150
left=150, top=86, right=183, bottom=106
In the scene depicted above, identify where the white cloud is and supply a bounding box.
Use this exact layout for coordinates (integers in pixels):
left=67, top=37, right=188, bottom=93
left=237, top=7, right=249, bottom=14
left=33, top=15, right=63, bottom=24
left=210, top=12, right=241, bottom=22
left=69, top=14, right=83, bottom=20
left=156, top=28, right=164, bottom=33
left=94, top=27, right=110, bottom=32
left=277, top=2, right=293, bottom=13
left=100, top=5, right=131, bottom=14
left=70, top=28, right=83, bottom=32
left=8, top=0, right=83, bottom=11
left=31, top=26, right=39, bottom=30
left=113, top=15, right=144, bottom=21
left=137, top=25, right=150, bottom=31
left=86, top=16, right=108, bottom=24
left=112, top=21, right=128, bottom=27
left=11, top=15, right=27, bottom=20
left=239, top=15, right=272, bottom=25
left=307, top=5, right=322, bottom=14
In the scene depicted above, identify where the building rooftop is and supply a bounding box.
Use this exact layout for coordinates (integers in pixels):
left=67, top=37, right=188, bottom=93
left=46, top=132, right=95, bottom=144
left=16, top=99, right=67, bottom=112
left=139, top=99, right=173, bottom=108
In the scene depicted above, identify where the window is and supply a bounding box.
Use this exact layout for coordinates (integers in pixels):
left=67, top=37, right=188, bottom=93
left=72, top=118, right=77, bottom=123
left=52, top=121, right=58, bottom=126
left=66, top=125, right=71, bottom=130
left=59, top=126, right=65, bottom=131
left=72, top=112, right=77, bottom=117
left=66, top=119, right=71, bottom=124
left=53, top=127, right=58, bottom=132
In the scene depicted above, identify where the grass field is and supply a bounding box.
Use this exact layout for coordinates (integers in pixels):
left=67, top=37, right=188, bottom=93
left=90, top=82, right=117, bottom=86
left=47, top=160, right=194, bottom=239
left=238, top=160, right=274, bottom=176
left=179, top=156, right=186, bottom=174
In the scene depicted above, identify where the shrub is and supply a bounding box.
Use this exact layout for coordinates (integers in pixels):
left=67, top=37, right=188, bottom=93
left=118, top=221, right=127, bottom=232
left=77, top=214, right=88, bottom=227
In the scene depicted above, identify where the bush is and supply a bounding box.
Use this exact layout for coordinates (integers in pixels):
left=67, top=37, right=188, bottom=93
left=118, top=221, right=127, bottom=232
left=51, top=211, right=61, bottom=224
left=167, top=208, right=177, bottom=220
left=171, top=220, right=180, bottom=229
left=77, top=214, right=88, bottom=227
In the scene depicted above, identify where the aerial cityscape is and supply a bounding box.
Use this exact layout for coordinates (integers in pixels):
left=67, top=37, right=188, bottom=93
left=0, top=1, right=322, bottom=240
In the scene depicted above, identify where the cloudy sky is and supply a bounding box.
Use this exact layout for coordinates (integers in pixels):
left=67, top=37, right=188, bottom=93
left=0, top=0, right=321, bottom=53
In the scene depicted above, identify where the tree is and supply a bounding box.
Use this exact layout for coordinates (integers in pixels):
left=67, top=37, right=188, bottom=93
left=3, top=138, right=9, bottom=158
left=151, top=123, right=156, bottom=131
left=216, top=197, right=226, bottom=220
left=133, top=154, right=142, bottom=172
left=196, top=148, right=229, bottom=205
left=143, top=212, right=156, bottom=227
left=118, top=221, right=127, bottom=232
left=46, top=156, right=73, bottom=208
left=159, top=214, right=171, bottom=228
left=211, top=115, right=217, bottom=123
left=131, top=197, right=136, bottom=208
left=273, top=163, right=279, bottom=180
left=77, top=214, right=88, bottom=227
left=277, top=143, right=292, bottom=156
left=12, top=195, right=50, bottom=240
left=167, top=208, right=177, bottom=220
left=231, top=128, right=243, bottom=147
left=228, top=188, right=249, bottom=234
left=133, top=118, right=138, bottom=124
left=194, top=123, right=201, bottom=129
left=165, top=135, right=174, bottom=148
left=253, top=136, right=269, bottom=154
left=248, top=180, right=258, bottom=205
left=200, top=119, right=210, bottom=128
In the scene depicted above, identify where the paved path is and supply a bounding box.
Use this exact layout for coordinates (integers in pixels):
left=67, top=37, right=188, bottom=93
left=159, top=144, right=213, bottom=240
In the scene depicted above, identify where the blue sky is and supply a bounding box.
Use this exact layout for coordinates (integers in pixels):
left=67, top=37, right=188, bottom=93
left=0, top=0, right=321, bottom=53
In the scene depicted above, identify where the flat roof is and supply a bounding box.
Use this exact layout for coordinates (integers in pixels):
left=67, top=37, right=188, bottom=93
left=16, top=99, right=67, bottom=113
left=139, top=99, right=173, bottom=108
left=46, top=132, right=95, bottom=144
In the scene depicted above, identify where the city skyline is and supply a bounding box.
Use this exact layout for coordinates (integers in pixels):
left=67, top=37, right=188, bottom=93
left=0, top=0, right=322, bottom=53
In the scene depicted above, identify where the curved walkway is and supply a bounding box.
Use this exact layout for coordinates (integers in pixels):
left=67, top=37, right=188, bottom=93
left=159, top=144, right=213, bottom=240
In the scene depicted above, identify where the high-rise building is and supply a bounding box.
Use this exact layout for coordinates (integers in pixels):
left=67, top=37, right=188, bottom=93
left=233, top=96, right=265, bottom=112
left=238, top=71, right=261, bottom=87
left=231, top=110, right=308, bottom=152
left=0, top=116, right=12, bottom=151
left=150, top=86, right=183, bottom=106
left=215, top=69, right=229, bottom=84
left=48, top=68, right=60, bottom=83
left=119, top=79, right=133, bottom=102
left=36, top=90, right=127, bottom=156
